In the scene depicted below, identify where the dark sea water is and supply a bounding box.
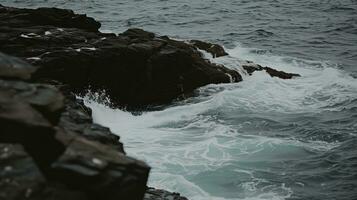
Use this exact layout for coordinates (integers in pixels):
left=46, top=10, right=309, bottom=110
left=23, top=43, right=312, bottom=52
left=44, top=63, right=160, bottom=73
left=3, top=1, right=357, bottom=200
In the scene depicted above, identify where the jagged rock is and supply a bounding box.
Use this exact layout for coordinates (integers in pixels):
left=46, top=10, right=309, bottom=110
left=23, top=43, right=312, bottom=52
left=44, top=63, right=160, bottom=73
left=0, top=89, right=65, bottom=174
left=51, top=135, right=150, bottom=200
left=0, top=144, right=88, bottom=200
left=190, top=40, right=228, bottom=58
left=0, top=144, right=46, bottom=200
left=264, top=66, right=300, bottom=79
left=0, top=52, right=37, bottom=80
left=0, top=5, right=100, bottom=32
left=59, top=95, right=125, bottom=153
left=0, top=79, right=64, bottom=124
left=0, top=5, right=242, bottom=108
left=0, top=52, right=149, bottom=200
left=144, top=188, right=189, bottom=200
left=242, top=62, right=300, bottom=79
left=0, top=5, right=303, bottom=200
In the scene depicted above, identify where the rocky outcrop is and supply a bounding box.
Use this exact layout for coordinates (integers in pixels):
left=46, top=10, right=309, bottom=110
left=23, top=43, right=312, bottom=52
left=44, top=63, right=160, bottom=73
left=0, top=4, right=301, bottom=200
left=242, top=62, right=300, bottom=79
left=0, top=52, right=151, bottom=200
left=144, top=188, right=188, bottom=200
left=0, top=4, right=300, bottom=108
left=0, top=5, right=243, bottom=109
left=189, top=40, right=228, bottom=58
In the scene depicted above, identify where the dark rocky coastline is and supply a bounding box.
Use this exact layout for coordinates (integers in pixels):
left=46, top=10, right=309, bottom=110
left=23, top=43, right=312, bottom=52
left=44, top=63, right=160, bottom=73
left=0, top=4, right=300, bottom=200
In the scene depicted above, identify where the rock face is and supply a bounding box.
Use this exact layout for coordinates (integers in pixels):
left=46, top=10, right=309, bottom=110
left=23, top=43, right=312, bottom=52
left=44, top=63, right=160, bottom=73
left=0, top=5, right=299, bottom=108
left=242, top=62, right=300, bottom=79
left=190, top=40, right=229, bottom=58
left=144, top=188, right=189, bottom=200
left=0, top=5, right=242, bottom=108
left=0, top=52, right=150, bottom=200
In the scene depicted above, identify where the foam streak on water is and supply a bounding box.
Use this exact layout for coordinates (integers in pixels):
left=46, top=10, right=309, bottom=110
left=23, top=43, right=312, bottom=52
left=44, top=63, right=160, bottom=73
left=84, top=45, right=357, bottom=200
left=3, top=0, right=357, bottom=199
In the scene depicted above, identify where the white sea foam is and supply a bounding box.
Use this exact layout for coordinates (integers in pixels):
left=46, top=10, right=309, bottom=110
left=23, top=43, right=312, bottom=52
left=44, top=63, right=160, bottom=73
left=20, top=33, right=41, bottom=38
left=83, top=44, right=357, bottom=200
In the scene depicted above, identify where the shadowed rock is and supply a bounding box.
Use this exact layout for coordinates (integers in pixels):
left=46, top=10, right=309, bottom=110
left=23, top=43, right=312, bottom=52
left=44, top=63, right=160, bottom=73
left=144, top=188, right=189, bottom=200
left=0, top=5, right=302, bottom=200
left=0, top=6, right=242, bottom=109
left=0, top=144, right=88, bottom=200
left=0, top=52, right=37, bottom=80
left=190, top=40, right=229, bottom=58
left=0, top=52, right=151, bottom=200
left=242, top=62, right=300, bottom=79
left=52, top=136, right=149, bottom=200
left=58, top=94, right=125, bottom=153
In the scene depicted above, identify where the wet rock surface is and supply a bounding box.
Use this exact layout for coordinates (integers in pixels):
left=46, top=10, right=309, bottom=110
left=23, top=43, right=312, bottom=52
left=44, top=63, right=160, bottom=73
left=0, top=5, right=244, bottom=108
left=242, top=62, right=300, bottom=79
left=144, top=188, right=189, bottom=200
left=0, top=4, right=299, bottom=108
left=190, top=40, right=229, bottom=58
left=0, top=52, right=152, bottom=200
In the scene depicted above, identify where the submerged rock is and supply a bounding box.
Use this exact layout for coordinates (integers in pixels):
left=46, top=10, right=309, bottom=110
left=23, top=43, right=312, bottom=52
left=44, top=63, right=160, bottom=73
left=144, top=188, right=189, bottom=200
left=242, top=62, right=300, bottom=79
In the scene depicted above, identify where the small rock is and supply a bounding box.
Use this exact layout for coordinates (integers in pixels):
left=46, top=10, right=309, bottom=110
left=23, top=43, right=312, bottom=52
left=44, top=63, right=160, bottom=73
left=190, top=40, right=229, bottom=58
left=242, top=62, right=300, bottom=79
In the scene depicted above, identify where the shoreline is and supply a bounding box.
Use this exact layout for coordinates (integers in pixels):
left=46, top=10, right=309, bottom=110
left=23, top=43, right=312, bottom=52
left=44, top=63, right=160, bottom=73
left=0, top=4, right=300, bottom=200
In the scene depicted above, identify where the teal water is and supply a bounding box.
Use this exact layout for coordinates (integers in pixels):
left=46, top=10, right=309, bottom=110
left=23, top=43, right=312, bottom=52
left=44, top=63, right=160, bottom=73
left=3, top=1, right=357, bottom=199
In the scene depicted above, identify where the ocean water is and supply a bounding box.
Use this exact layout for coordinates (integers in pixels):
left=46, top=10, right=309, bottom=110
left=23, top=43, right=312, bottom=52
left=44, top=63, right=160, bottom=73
left=3, top=1, right=357, bottom=199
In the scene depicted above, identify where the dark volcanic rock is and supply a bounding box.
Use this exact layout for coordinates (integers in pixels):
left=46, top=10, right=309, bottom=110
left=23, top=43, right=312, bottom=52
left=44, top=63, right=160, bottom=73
left=242, top=62, right=300, bottom=79
left=0, top=5, right=100, bottom=32
left=0, top=89, right=65, bottom=174
left=0, top=5, right=242, bottom=108
left=0, top=52, right=150, bottom=200
left=0, top=79, right=64, bottom=124
left=58, top=94, right=125, bottom=153
left=0, top=5, right=301, bottom=200
left=0, top=52, right=37, bottom=80
left=0, top=144, right=46, bottom=200
left=0, top=144, right=88, bottom=200
left=52, top=136, right=149, bottom=200
left=144, top=188, right=189, bottom=200
left=190, top=40, right=229, bottom=58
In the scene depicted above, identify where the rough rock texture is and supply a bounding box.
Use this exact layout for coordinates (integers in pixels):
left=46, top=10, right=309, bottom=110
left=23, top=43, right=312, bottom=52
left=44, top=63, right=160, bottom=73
left=190, top=40, right=228, bottom=58
left=0, top=5, right=243, bottom=108
left=0, top=52, right=151, bottom=200
left=144, top=188, right=188, bottom=200
left=0, top=144, right=87, bottom=200
left=0, top=5, right=300, bottom=108
left=242, top=62, right=301, bottom=79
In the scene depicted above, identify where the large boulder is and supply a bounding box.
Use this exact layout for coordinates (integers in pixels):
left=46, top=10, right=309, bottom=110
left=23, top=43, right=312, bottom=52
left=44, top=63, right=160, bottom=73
left=0, top=5, right=242, bottom=108
left=0, top=52, right=151, bottom=200
left=52, top=135, right=149, bottom=200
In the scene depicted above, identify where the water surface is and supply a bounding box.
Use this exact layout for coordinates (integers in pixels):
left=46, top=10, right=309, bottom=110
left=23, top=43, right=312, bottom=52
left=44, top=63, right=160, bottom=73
left=3, top=1, right=357, bottom=199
